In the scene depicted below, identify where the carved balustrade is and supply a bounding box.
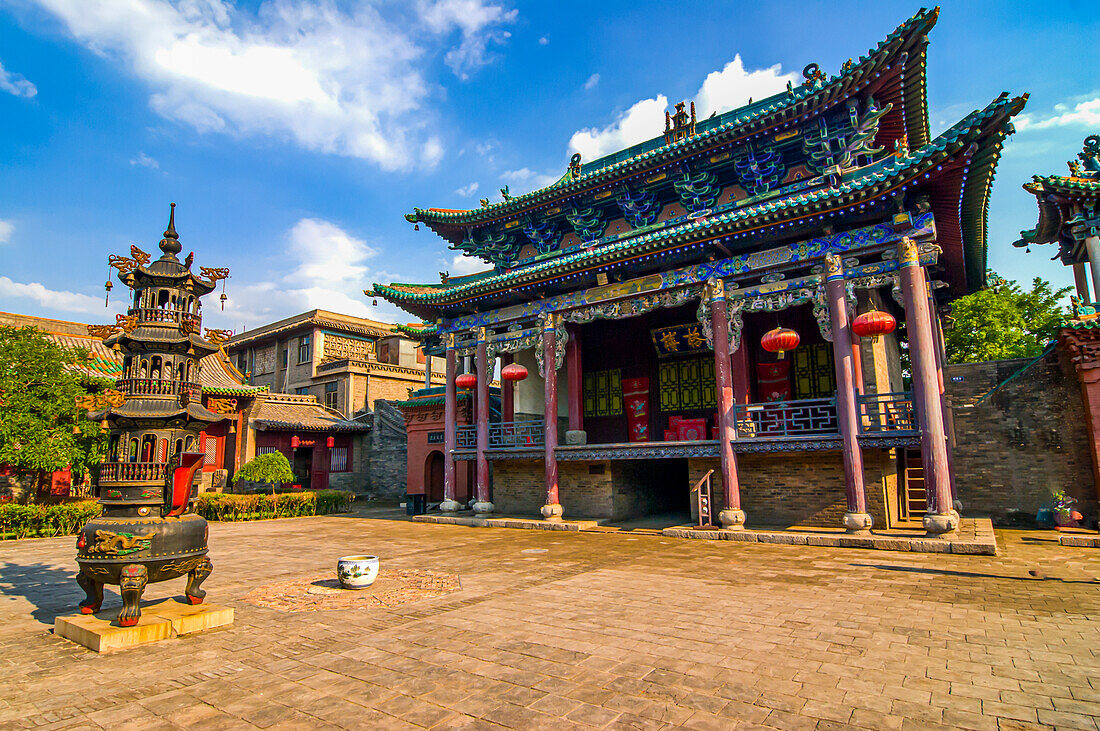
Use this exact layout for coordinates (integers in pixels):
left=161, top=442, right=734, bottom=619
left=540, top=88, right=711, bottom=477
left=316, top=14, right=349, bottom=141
left=129, top=307, right=200, bottom=329
left=99, top=461, right=169, bottom=483
left=857, top=391, right=918, bottom=433
left=118, top=378, right=202, bottom=397
left=733, top=397, right=840, bottom=439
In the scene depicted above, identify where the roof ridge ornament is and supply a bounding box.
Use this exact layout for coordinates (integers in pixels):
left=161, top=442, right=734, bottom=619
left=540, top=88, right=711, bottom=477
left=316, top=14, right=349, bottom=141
left=664, top=101, right=696, bottom=145
left=160, top=202, right=182, bottom=257
left=1069, top=135, right=1100, bottom=179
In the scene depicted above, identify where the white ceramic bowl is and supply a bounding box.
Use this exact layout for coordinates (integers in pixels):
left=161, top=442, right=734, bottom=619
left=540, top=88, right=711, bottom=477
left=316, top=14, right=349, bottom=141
left=336, top=555, right=379, bottom=589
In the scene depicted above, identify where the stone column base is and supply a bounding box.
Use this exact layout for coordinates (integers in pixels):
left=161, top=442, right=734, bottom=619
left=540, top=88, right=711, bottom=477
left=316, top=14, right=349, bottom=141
left=472, top=501, right=494, bottom=515
left=843, top=512, right=873, bottom=534
left=565, top=430, right=587, bottom=445
left=540, top=503, right=563, bottom=521
left=718, top=509, right=746, bottom=530
left=439, top=499, right=462, bottom=513
left=923, top=511, right=960, bottom=536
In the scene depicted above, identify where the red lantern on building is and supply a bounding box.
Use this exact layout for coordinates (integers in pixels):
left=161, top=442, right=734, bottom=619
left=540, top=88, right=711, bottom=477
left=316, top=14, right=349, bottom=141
left=326, top=435, right=335, bottom=449
left=455, top=373, right=477, bottom=389
left=852, top=309, right=897, bottom=342
left=761, top=327, right=800, bottom=359
left=290, top=435, right=300, bottom=449
left=501, top=363, right=528, bottom=382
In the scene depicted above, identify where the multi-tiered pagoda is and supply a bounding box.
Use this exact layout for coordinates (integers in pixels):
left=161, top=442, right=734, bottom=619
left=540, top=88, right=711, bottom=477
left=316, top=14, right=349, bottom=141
left=376, top=9, right=1026, bottom=535
left=77, top=205, right=228, bottom=626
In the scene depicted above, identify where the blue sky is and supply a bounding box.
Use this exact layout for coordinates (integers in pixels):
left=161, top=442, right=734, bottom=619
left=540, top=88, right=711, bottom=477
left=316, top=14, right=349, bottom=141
left=1, top=0, right=1098, bottom=332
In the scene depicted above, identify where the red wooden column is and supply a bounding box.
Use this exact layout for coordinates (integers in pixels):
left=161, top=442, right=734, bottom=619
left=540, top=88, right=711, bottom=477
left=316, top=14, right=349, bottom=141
left=441, top=336, right=460, bottom=512
left=824, top=255, right=871, bottom=533
left=731, top=336, right=751, bottom=406
left=541, top=314, right=563, bottom=521
left=473, top=328, right=493, bottom=514
left=501, top=353, right=515, bottom=422
left=710, top=280, right=745, bottom=529
left=566, top=325, right=584, bottom=439
left=928, top=288, right=958, bottom=506
left=897, top=237, right=956, bottom=535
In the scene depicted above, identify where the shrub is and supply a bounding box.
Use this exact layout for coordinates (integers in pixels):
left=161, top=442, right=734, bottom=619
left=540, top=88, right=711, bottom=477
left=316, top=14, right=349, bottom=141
left=0, top=500, right=100, bottom=540
left=194, top=490, right=354, bottom=522
left=233, top=452, right=294, bottom=487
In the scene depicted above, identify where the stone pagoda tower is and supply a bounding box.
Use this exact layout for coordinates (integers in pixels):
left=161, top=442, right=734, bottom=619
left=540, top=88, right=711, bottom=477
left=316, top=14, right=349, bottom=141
left=77, top=204, right=230, bottom=627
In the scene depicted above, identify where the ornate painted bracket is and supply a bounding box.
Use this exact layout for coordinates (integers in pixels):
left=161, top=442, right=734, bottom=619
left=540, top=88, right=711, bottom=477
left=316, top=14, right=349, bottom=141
left=534, top=314, right=568, bottom=377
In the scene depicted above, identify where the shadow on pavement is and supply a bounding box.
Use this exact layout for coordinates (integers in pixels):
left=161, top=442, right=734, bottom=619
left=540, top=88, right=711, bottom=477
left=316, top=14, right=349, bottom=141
left=0, top=561, right=97, bottom=625
left=852, top=562, right=1099, bottom=585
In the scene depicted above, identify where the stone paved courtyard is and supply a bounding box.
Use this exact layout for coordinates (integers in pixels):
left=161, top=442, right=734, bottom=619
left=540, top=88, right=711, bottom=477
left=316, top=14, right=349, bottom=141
left=1, top=507, right=1099, bottom=730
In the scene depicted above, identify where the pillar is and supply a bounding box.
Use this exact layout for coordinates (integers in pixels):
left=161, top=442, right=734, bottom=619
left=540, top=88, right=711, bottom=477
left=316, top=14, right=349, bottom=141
left=541, top=315, right=562, bottom=521
left=929, top=289, right=959, bottom=507
left=424, top=354, right=432, bottom=388
left=898, top=238, right=956, bottom=535
left=441, top=337, right=460, bottom=512
left=1087, top=235, right=1100, bottom=305
left=824, top=255, right=871, bottom=533
left=473, top=329, right=493, bottom=514
left=710, top=280, right=745, bottom=529
left=731, top=337, right=751, bottom=406
left=1074, top=262, right=1091, bottom=303
left=566, top=325, right=584, bottom=442
left=501, top=353, right=515, bottom=422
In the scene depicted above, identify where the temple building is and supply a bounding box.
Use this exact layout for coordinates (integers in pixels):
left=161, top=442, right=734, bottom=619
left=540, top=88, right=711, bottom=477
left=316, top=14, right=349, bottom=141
left=376, top=9, right=1027, bottom=535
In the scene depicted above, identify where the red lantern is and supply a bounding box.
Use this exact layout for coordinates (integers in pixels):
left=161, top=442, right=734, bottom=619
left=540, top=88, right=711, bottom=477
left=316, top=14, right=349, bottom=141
left=455, top=373, right=477, bottom=389
left=501, top=363, right=528, bottom=382
left=290, top=435, right=300, bottom=449
left=761, top=327, right=800, bottom=359
left=852, top=310, right=897, bottom=341
left=326, top=436, right=335, bottom=449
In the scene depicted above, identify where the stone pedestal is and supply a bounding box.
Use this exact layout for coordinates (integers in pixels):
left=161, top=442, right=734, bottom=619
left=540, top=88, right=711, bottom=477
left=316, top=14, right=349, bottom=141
left=843, top=512, right=873, bottom=534
left=55, top=600, right=233, bottom=653
left=472, top=501, right=494, bottom=514
left=922, top=512, right=960, bottom=535
left=540, top=503, right=563, bottom=521
left=439, top=498, right=462, bottom=513
left=718, top=508, right=745, bottom=530
left=565, top=430, right=587, bottom=445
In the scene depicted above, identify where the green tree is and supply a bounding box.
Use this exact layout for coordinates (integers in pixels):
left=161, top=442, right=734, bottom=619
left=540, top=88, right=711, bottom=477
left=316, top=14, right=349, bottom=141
left=233, top=452, right=295, bottom=492
left=943, top=271, right=1070, bottom=364
left=0, top=326, right=110, bottom=495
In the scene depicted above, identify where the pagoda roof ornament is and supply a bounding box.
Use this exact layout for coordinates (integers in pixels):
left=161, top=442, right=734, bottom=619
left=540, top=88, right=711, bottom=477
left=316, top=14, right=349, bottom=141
left=160, top=202, right=182, bottom=257
left=1068, top=135, right=1100, bottom=179
left=664, top=101, right=696, bottom=144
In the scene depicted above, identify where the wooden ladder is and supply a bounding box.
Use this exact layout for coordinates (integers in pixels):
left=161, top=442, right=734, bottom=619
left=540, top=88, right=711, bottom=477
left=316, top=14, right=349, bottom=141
left=692, top=470, right=714, bottom=528
left=900, top=450, right=928, bottom=521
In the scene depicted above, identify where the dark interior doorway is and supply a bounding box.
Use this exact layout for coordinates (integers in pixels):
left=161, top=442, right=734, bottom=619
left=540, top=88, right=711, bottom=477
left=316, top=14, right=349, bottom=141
left=293, top=447, right=313, bottom=489
left=426, top=451, right=445, bottom=503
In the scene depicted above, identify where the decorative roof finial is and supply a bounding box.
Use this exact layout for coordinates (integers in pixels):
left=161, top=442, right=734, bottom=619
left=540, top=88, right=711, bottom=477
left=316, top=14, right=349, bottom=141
left=160, top=202, right=182, bottom=257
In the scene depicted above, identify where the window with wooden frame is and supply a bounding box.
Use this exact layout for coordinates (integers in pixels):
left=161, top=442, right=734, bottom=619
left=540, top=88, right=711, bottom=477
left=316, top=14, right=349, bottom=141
left=324, top=381, right=339, bottom=410
left=298, top=334, right=312, bottom=363
left=329, top=447, right=349, bottom=472
left=583, top=368, right=623, bottom=417
left=658, top=356, right=716, bottom=412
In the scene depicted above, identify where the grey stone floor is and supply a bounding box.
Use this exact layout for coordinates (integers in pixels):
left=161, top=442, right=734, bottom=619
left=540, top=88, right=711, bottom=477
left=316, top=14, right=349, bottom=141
left=1, top=507, right=1099, bottom=730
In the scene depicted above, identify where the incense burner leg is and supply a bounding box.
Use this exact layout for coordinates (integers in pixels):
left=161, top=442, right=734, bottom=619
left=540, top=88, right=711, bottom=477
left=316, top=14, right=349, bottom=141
left=185, top=557, right=213, bottom=605
left=76, top=569, right=103, bottom=615
left=118, top=564, right=147, bottom=627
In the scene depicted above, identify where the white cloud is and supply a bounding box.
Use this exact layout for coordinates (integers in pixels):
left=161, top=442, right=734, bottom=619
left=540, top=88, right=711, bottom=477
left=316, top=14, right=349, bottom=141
left=448, top=252, right=489, bottom=276
left=0, top=60, right=37, bottom=98
left=0, top=276, right=125, bottom=315
left=31, top=0, right=516, bottom=170
left=129, top=152, right=159, bottom=169
left=1016, top=96, right=1100, bottom=131
left=568, top=53, right=796, bottom=160
left=455, top=182, right=479, bottom=196
left=501, top=167, right=558, bottom=192
left=538, top=36, right=549, bottom=46
left=0, top=220, right=13, bottom=244
left=284, top=218, right=377, bottom=286
left=583, top=73, right=599, bottom=90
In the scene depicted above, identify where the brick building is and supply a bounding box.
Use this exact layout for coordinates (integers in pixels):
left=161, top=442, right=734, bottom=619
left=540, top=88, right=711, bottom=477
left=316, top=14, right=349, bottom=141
left=226, top=309, right=445, bottom=417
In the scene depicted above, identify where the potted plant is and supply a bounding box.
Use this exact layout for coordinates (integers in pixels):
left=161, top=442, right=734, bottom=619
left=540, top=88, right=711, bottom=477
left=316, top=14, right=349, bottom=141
left=233, top=452, right=295, bottom=496
left=1052, top=490, right=1084, bottom=530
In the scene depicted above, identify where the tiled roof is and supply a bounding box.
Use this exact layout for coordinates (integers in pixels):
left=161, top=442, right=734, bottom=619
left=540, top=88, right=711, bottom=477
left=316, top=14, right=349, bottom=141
left=250, top=393, right=369, bottom=432
left=376, top=93, right=1024, bottom=311
left=228, top=309, right=395, bottom=347
left=405, top=8, right=936, bottom=231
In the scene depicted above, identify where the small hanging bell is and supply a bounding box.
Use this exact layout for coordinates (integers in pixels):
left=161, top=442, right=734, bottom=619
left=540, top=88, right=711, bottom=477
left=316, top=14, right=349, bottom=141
left=104, top=279, right=113, bottom=307
left=220, top=292, right=227, bottom=311
left=414, top=224, right=420, bottom=231
left=372, top=298, right=379, bottom=306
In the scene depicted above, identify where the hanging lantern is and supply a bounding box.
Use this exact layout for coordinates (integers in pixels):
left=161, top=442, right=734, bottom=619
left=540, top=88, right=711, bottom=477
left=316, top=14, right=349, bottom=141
left=290, top=435, right=300, bottom=449
left=761, top=327, right=800, bottom=359
left=455, top=373, right=477, bottom=389
left=501, top=363, right=529, bottom=382
left=852, top=310, right=897, bottom=342
left=326, top=436, right=335, bottom=449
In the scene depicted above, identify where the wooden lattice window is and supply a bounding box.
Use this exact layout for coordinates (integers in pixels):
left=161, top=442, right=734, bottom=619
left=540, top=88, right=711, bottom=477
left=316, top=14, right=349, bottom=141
left=583, top=369, right=623, bottom=417
left=791, top=343, right=836, bottom=399
left=658, top=357, right=716, bottom=412
left=329, top=447, right=349, bottom=472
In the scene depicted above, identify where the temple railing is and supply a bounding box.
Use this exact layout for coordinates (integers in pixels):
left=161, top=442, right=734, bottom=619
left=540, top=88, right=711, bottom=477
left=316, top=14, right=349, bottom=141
left=490, top=420, right=545, bottom=448
left=129, top=307, right=200, bottom=329
left=455, top=421, right=547, bottom=450
left=858, top=391, right=918, bottom=434
left=100, top=461, right=168, bottom=483
left=118, top=378, right=201, bottom=397
left=733, top=397, right=840, bottom=439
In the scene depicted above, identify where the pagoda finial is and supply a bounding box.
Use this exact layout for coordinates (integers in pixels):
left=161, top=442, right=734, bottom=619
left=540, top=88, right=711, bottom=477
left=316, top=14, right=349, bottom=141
left=160, top=202, right=182, bottom=257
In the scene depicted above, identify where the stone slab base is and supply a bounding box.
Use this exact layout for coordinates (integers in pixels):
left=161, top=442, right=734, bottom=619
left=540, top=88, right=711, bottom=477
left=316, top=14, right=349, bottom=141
left=1059, top=533, right=1100, bottom=548
left=661, top=518, right=997, bottom=555
left=412, top=514, right=608, bottom=531
left=55, top=601, right=234, bottom=653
